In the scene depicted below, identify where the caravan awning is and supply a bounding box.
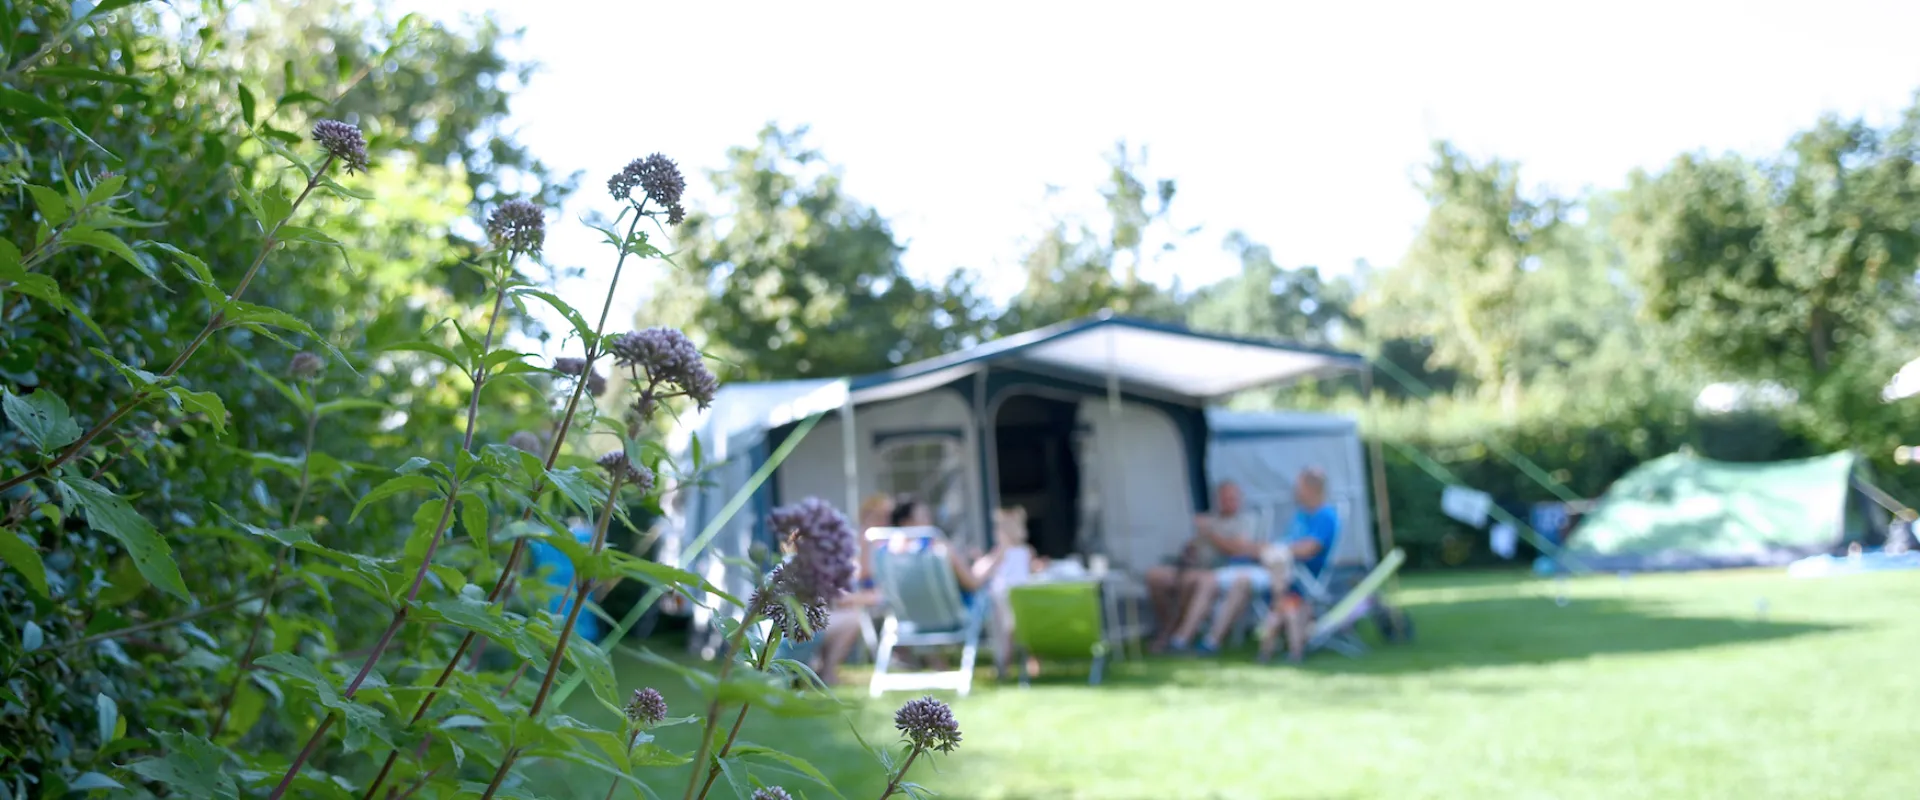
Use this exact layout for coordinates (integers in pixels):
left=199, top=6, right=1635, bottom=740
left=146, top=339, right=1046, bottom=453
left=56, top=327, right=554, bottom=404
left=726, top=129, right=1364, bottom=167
left=849, top=313, right=1365, bottom=404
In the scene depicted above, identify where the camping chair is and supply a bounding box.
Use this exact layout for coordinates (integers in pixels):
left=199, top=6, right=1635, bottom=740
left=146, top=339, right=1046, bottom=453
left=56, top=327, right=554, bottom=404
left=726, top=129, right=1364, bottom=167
left=866, top=526, right=989, bottom=698
left=1299, top=548, right=1407, bottom=657
left=1006, top=579, right=1109, bottom=685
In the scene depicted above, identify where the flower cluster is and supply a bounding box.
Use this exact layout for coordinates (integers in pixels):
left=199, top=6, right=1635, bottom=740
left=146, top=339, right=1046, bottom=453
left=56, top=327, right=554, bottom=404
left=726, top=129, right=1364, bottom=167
left=751, top=789, right=792, bottom=800
left=749, top=567, right=831, bottom=643
left=623, top=687, right=668, bottom=726
left=608, top=153, right=687, bottom=224
left=288, top=351, right=324, bottom=381
left=553, top=356, right=608, bottom=397
left=895, top=695, right=962, bottom=754
left=607, top=327, right=720, bottom=415
left=596, top=450, right=655, bottom=492
left=765, top=497, right=858, bottom=607
left=311, top=119, right=369, bottom=174
left=506, top=431, right=544, bottom=456
left=486, top=199, right=546, bottom=255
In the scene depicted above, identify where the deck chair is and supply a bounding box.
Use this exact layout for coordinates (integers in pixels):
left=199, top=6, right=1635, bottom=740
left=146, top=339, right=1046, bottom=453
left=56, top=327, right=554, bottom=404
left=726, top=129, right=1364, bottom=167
left=1006, top=579, right=1109, bottom=685
left=867, top=527, right=988, bottom=697
left=1299, top=548, right=1406, bottom=657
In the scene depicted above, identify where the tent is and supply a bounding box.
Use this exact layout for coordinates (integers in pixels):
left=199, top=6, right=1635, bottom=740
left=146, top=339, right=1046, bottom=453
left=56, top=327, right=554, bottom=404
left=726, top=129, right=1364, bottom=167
left=1559, top=451, right=1890, bottom=572
left=659, top=313, right=1385, bottom=647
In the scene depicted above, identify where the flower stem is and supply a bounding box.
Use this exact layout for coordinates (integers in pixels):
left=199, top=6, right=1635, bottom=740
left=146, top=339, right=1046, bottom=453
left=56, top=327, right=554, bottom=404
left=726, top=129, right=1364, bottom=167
left=601, top=729, right=642, bottom=800
left=268, top=251, right=517, bottom=800
left=877, top=745, right=925, bottom=800
left=358, top=208, right=651, bottom=800
left=212, top=396, right=321, bottom=737
left=681, top=612, right=763, bottom=800
left=479, top=469, right=626, bottom=799
left=0, top=156, right=336, bottom=494
left=693, top=627, right=782, bottom=800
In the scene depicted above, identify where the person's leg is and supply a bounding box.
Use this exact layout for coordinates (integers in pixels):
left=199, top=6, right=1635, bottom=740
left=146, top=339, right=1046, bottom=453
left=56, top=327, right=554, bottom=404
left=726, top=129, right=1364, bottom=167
left=815, top=607, right=864, bottom=685
left=1169, top=570, right=1222, bottom=647
left=1145, top=565, right=1179, bottom=649
left=1285, top=597, right=1313, bottom=662
left=1203, top=571, right=1258, bottom=648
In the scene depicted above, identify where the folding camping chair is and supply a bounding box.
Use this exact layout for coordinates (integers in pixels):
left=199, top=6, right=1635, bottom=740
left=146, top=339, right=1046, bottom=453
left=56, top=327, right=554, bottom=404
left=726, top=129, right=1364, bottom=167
left=866, top=526, right=989, bottom=697
left=1006, top=579, right=1109, bottom=685
left=1301, top=548, right=1406, bottom=656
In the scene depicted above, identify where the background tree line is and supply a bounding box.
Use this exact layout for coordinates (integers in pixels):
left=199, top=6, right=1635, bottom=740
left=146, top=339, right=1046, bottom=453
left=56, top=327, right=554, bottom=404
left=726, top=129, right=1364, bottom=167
left=648, top=109, right=1920, bottom=568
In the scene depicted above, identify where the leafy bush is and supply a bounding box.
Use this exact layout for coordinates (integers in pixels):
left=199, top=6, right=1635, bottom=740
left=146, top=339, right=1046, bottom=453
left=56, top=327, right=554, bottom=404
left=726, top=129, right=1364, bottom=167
left=1, top=3, right=962, bottom=798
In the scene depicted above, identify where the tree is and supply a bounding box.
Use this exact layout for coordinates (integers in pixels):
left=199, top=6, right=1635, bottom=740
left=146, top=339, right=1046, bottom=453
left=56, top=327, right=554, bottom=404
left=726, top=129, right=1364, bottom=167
left=1361, top=142, right=1563, bottom=396
left=1001, top=142, right=1189, bottom=333
left=1616, top=109, right=1920, bottom=382
left=648, top=124, right=991, bottom=381
left=1186, top=231, right=1355, bottom=347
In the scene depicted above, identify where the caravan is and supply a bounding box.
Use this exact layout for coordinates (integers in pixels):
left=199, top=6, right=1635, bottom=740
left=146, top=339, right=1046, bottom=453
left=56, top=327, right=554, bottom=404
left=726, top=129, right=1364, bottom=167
left=659, top=313, right=1387, bottom=653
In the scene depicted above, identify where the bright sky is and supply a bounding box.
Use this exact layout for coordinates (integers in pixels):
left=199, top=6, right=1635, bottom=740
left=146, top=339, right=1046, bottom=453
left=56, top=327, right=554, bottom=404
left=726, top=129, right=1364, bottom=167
left=397, top=0, right=1920, bottom=339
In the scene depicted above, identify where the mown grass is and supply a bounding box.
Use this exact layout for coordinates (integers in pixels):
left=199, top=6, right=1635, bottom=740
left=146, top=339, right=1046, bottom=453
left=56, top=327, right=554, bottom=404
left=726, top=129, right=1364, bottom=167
left=538, top=568, right=1920, bottom=799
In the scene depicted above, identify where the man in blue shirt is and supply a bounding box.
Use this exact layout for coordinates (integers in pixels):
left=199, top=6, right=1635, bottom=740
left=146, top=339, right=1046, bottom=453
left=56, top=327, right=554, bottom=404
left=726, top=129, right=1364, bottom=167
left=1257, top=467, right=1338, bottom=663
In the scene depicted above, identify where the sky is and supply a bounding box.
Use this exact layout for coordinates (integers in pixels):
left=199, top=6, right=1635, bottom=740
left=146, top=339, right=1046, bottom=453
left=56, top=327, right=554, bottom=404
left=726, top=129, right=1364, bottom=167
left=394, top=0, right=1920, bottom=339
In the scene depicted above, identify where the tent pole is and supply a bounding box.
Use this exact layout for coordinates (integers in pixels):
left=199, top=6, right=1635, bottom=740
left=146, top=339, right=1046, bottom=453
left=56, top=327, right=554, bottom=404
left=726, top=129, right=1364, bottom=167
left=840, top=392, right=859, bottom=522
left=975, top=367, right=995, bottom=548
left=1362, top=366, right=1397, bottom=563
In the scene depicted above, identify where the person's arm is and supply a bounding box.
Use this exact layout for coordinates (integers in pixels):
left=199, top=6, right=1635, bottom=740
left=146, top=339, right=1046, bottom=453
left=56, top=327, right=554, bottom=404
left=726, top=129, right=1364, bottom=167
left=1288, top=512, right=1336, bottom=560
left=951, top=544, right=1001, bottom=591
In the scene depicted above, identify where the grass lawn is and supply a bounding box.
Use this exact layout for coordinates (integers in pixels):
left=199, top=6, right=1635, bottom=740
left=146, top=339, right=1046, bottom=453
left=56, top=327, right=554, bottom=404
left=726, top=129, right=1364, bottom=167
left=537, top=567, right=1920, bottom=799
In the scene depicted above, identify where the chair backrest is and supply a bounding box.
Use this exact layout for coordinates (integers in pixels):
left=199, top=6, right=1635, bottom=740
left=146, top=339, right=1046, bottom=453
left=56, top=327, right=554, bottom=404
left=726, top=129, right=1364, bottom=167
left=868, top=526, right=970, bottom=633
left=1007, top=580, right=1103, bottom=659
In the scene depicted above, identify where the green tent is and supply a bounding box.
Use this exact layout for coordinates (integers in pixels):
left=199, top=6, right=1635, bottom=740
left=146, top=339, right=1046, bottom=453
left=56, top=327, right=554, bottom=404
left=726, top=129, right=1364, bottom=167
left=1563, top=451, right=1889, bottom=572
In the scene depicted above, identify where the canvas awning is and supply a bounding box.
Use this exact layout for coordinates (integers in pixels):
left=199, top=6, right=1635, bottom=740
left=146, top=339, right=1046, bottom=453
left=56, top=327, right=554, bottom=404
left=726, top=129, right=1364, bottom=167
left=849, top=312, right=1365, bottom=404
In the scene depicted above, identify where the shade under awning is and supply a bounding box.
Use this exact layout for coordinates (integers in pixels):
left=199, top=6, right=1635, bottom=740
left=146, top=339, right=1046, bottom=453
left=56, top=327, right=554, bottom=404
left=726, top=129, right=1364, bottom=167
left=850, top=312, right=1365, bottom=403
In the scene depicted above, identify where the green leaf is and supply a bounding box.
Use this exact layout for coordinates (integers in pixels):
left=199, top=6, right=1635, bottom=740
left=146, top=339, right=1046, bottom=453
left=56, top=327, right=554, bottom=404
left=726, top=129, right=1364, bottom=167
left=25, top=184, right=68, bottom=225
left=149, top=242, right=215, bottom=287
left=96, top=693, right=118, bottom=745
left=609, top=552, right=739, bottom=607
left=459, top=492, right=490, bottom=543
left=313, top=398, right=389, bottom=418
left=68, top=771, right=123, bottom=791
left=318, top=175, right=374, bottom=200
left=253, top=653, right=392, bottom=750
left=165, top=387, right=228, bottom=434
left=733, top=744, right=846, bottom=800
left=31, top=66, right=145, bottom=87
left=123, top=730, right=239, bottom=800
left=83, top=0, right=151, bottom=19
left=58, top=478, right=189, bottom=600
left=222, top=301, right=358, bottom=376
left=253, top=131, right=313, bottom=180
left=2, top=388, right=81, bottom=451
left=512, top=288, right=599, bottom=350
left=350, top=474, right=441, bottom=523
left=278, top=225, right=341, bottom=247
left=21, top=620, right=43, bottom=651
left=546, top=466, right=602, bottom=515
left=89, top=347, right=166, bottom=391
left=259, top=185, right=293, bottom=230
left=276, top=89, right=326, bottom=106
left=237, top=85, right=256, bottom=127
left=83, top=173, right=128, bottom=206
left=379, top=340, right=466, bottom=371
left=398, top=499, right=450, bottom=587
left=0, top=87, right=63, bottom=119
left=66, top=229, right=156, bottom=279
left=0, top=529, right=49, bottom=598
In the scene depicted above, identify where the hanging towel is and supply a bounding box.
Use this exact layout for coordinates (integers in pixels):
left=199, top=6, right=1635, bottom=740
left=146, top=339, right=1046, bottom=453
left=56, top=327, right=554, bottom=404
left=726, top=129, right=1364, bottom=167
left=1490, top=522, right=1518, bottom=559
left=1441, top=485, right=1493, bottom=528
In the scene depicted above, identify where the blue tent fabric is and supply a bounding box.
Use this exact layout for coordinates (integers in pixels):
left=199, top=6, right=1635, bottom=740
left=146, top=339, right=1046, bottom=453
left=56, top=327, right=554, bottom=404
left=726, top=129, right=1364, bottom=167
left=528, top=525, right=603, bottom=643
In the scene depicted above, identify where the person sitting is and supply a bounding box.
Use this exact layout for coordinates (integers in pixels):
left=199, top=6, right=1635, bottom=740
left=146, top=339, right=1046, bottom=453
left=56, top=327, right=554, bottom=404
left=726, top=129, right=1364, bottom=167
left=812, top=493, right=892, bottom=686
left=1163, top=481, right=1263, bottom=654
left=1257, top=467, right=1339, bottom=664
left=1146, top=481, right=1244, bottom=652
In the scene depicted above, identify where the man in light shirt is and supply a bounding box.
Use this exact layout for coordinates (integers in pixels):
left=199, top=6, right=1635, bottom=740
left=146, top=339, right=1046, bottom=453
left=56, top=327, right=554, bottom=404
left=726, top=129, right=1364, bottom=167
left=1146, top=481, right=1246, bottom=652
left=1168, top=469, right=1337, bottom=657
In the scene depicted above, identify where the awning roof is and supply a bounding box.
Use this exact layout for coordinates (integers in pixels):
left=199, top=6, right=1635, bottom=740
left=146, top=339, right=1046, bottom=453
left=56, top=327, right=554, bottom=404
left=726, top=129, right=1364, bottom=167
left=849, top=312, right=1365, bottom=403
left=671, top=314, right=1367, bottom=457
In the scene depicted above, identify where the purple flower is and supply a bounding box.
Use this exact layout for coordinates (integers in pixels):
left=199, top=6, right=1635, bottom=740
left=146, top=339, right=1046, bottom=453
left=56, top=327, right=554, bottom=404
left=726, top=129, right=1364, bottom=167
left=608, top=153, right=686, bottom=210
left=623, top=687, right=668, bottom=726
left=895, top=695, right=961, bottom=754
left=288, top=351, right=324, bottom=381
left=507, top=431, right=543, bottom=456
left=486, top=199, right=546, bottom=255
left=751, top=789, right=792, bottom=800
left=606, top=327, right=719, bottom=412
left=311, top=120, right=369, bottom=174
left=554, top=356, right=609, bottom=397
left=596, top=450, right=655, bottom=492
left=750, top=570, right=831, bottom=643
left=767, top=497, right=857, bottom=606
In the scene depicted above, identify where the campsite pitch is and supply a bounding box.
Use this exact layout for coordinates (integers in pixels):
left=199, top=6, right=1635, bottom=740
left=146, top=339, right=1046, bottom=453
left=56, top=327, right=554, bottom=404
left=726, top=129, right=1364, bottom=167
left=542, top=568, right=1920, bottom=799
